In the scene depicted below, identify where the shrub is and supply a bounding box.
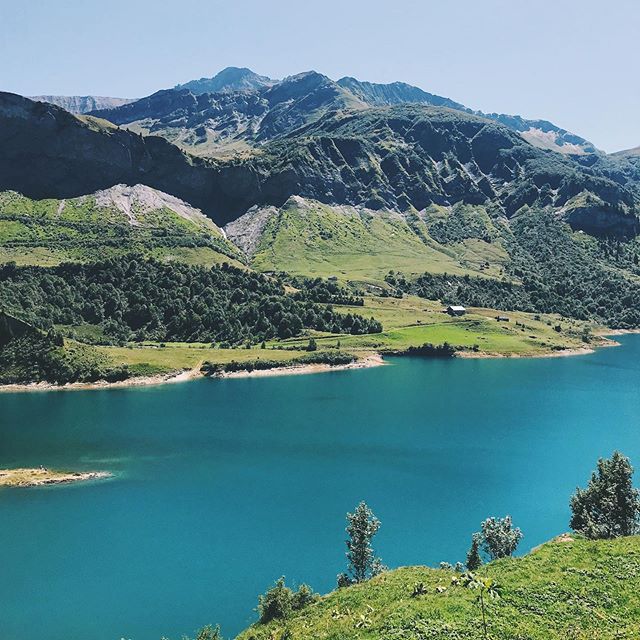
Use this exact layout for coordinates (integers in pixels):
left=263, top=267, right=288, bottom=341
left=466, top=533, right=483, bottom=571
left=257, top=578, right=317, bottom=624
left=477, top=516, right=523, bottom=560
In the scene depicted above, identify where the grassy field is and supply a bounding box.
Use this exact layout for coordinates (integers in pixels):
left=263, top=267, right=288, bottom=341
left=94, top=295, right=601, bottom=375
left=97, top=344, right=313, bottom=374
left=236, top=535, right=640, bottom=639
left=274, top=295, right=598, bottom=357
left=250, top=199, right=502, bottom=286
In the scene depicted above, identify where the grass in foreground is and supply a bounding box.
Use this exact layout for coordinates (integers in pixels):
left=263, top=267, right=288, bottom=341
left=237, top=535, right=640, bottom=639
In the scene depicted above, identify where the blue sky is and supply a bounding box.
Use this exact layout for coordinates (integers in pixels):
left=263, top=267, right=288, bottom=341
left=1, top=0, right=638, bottom=152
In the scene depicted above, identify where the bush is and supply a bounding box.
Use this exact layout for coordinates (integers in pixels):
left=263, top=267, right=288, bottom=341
left=477, top=516, right=523, bottom=560
left=257, top=578, right=317, bottom=624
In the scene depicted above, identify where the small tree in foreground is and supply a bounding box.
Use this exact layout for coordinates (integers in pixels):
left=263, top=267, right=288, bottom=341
left=337, top=501, right=386, bottom=587
left=478, top=516, right=523, bottom=560
left=570, top=451, right=640, bottom=539
left=466, top=533, right=482, bottom=571
left=453, top=573, right=501, bottom=640
left=258, top=577, right=318, bottom=624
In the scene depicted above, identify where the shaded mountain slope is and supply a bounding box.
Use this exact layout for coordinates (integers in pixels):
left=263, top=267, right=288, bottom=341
left=1, top=92, right=637, bottom=235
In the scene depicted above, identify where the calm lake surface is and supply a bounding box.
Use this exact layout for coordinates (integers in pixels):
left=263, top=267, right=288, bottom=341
left=1, top=335, right=640, bottom=639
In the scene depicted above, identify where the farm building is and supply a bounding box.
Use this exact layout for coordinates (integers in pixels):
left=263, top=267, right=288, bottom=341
left=446, top=305, right=466, bottom=316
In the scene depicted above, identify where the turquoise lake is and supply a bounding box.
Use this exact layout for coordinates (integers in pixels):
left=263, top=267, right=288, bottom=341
left=1, top=335, right=640, bottom=639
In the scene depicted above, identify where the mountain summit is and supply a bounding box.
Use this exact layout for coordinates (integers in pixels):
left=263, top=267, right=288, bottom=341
left=174, top=66, right=276, bottom=95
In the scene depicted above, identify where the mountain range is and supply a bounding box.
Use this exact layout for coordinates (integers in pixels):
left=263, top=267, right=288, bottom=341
left=2, top=84, right=638, bottom=235
left=84, top=67, right=600, bottom=158
left=2, top=66, right=640, bottom=311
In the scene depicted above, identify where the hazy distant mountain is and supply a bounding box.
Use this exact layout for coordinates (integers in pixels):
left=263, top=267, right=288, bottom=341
left=29, top=95, right=133, bottom=114
left=337, top=76, right=467, bottom=110
left=612, top=145, right=640, bottom=158
left=174, top=66, right=276, bottom=95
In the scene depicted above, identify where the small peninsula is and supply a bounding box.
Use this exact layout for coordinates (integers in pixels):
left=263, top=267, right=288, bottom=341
left=0, top=467, right=111, bottom=488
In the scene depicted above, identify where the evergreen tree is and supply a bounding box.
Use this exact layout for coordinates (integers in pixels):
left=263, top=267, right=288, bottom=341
left=337, top=501, right=386, bottom=587
left=570, top=451, right=640, bottom=539
left=466, top=533, right=482, bottom=571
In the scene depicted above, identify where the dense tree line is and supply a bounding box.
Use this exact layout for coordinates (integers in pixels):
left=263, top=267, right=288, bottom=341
left=0, top=258, right=382, bottom=345
left=0, top=329, right=129, bottom=385
left=388, top=210, right=640, bottom=328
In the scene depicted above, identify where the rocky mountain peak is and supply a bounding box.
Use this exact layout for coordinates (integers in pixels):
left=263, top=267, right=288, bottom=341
left=174, top=66, right=276, bottom=95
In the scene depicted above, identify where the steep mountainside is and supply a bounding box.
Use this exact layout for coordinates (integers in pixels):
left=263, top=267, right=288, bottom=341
left=0, top=184, right=242, bottom=266
left=174, top=66, right=276, bottom=94
left=89, top=68, right=598, bottom=156
left=29, top=95, right=133, bottom=114
left=1, top=92, right=637, bottom=235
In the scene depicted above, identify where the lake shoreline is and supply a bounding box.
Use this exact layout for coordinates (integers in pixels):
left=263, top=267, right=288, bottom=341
left=0, top=331, right=636, bottom=392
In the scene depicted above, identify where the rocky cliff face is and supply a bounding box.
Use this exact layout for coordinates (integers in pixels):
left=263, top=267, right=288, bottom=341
left=1, top=92, right=637, bottom=235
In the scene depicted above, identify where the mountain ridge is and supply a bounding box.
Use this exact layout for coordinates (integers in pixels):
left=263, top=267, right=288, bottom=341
left=1, top=92, right=637, bottom=236
left=88, top=68, right=599, bottom=157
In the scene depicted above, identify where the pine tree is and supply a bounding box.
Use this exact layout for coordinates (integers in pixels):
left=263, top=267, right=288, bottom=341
left=466, top=533, right=482, bottom=571
left=570, top=451, right=640, bottom=539
left=337, top=501, right=386, bottom=586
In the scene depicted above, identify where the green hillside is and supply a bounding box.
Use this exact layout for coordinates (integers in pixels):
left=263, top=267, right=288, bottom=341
left=227, top=197, right=509, bottom=285
left=237, top=535, right=640, bottom=640
left=0, top=185, right=243, bottom=266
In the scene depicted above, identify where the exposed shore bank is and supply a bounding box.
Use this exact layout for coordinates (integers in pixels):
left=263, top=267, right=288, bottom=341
left=0, top=468, right=112, bottom=488
left=215, top=353, right=386, bottom=379
left=0, top=366, right=202, bottom=394
left=1, top=331, right=637, bottom=392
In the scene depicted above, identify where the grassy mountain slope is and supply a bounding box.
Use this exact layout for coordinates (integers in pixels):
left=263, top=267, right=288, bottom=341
left=0, top=185, right=243, bottom=266
left=226, top=196, right=508, bottom=284
left=237, top=535, right=640, bottom=640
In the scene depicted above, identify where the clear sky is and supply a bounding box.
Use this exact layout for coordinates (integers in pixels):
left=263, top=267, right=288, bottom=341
left=1, top=0, right=638, bottom=152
